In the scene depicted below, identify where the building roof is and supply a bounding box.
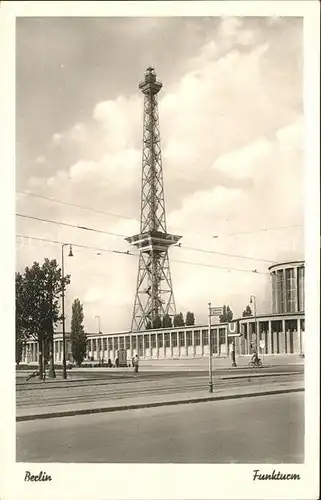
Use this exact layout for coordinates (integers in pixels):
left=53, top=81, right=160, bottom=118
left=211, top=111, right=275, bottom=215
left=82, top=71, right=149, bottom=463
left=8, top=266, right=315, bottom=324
left=268, top=260, right=305, bottom=271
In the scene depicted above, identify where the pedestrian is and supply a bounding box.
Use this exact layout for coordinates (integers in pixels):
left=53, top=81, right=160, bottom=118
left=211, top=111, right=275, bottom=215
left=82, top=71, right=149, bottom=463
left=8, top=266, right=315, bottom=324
left=132, top=354, right=139, bottom=373
left=230, top=341, right=237, bottom=367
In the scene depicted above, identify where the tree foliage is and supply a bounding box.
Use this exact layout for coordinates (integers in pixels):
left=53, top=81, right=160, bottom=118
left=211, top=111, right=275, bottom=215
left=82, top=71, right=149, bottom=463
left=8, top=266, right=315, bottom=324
left=152, top=315, right=162, bottom=329
left=162, top=314, right=173, bottom=328
left=15, top=259, right=70, bottom=378
left=219, top=305, right=233, bottom=323
left=185, top=311, right=195, bottom=326
left=15, top=272, right=26, bottom=364
left=173, top=312, right=185, bottom=327
left=70, top=298, right=87, bottom=367
left=242, top=305, right=252, bottom=317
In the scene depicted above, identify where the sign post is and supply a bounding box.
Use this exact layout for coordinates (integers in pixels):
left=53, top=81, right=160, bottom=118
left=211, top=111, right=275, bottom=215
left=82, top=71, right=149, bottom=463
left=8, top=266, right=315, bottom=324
left=207, top=305, right=223, bottom=393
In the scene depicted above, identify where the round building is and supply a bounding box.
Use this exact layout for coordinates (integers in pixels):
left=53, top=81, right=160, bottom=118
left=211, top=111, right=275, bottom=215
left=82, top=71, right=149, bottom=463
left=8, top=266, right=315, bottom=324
left=269, top=261, right=305, bottom=314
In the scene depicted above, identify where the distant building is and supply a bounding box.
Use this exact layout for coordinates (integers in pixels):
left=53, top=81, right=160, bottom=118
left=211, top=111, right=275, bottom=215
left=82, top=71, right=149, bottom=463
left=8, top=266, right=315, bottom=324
left=20, top=260, right=305, bottom=364
left=269, top=260, right=305, bottom=314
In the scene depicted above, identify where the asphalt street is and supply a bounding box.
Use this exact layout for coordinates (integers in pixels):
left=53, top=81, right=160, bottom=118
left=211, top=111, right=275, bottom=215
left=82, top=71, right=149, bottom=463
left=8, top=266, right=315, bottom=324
left=16, top=365, right=303, bottom=409
left=16, top=392, right=304, bottom=463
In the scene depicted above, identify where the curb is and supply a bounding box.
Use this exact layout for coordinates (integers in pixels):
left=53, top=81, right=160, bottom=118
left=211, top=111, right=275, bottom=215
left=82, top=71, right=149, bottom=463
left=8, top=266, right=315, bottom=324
left=16, top=386, right=304, bottom=422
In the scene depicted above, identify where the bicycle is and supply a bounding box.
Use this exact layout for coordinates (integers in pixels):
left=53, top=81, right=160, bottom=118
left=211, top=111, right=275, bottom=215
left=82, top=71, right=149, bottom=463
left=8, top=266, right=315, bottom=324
left=248, top=358, right=263, bottom=368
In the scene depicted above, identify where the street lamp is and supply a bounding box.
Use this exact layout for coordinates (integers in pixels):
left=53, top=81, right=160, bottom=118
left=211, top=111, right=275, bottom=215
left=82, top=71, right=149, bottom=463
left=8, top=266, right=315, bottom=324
left=61, top=243, right=73, bottom=379
left=249, top=294, right=258, bottom=355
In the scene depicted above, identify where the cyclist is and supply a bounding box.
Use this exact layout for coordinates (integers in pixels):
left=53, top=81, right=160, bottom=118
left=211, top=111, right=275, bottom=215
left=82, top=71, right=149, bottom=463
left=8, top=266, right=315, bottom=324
left=251, top=349, right=260, bottom=366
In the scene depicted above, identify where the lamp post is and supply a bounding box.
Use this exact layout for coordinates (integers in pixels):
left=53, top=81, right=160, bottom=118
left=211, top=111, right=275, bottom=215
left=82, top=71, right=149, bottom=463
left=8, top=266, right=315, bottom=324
left=249, top=294, right=258, bottom=355
left=208, top=302, right=213, bottom=393
left=61, top=243, right=73, bottom=379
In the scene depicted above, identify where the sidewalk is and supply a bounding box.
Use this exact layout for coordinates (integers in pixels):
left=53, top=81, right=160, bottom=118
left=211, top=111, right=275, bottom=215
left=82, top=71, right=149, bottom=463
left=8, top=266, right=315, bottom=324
left=16, top=379, right=304, bottom=422
left=16, top=354, right=304, bottom=377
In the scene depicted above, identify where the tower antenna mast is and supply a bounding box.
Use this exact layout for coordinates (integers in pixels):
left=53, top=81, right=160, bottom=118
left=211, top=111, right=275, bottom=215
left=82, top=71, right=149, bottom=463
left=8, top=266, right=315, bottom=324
left=126, top=67, right=181, bottom=331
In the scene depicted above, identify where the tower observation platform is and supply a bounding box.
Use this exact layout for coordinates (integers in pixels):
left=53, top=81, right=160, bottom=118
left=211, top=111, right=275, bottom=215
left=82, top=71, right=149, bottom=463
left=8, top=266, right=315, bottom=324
left=126, top=68, right=181, bottom=331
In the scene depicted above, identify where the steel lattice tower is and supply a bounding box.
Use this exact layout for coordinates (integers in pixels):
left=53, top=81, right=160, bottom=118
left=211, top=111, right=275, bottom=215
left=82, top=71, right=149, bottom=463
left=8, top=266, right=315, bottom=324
left=125, top=68, right=181, bottom=331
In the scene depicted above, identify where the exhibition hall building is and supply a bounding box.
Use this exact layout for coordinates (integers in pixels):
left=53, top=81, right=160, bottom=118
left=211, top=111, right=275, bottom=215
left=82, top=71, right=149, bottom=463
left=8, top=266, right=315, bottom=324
left=21, top=260, right=305, bottom=364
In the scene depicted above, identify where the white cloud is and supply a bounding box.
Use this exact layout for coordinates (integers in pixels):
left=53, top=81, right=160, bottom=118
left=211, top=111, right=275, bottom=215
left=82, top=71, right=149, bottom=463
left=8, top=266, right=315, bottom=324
left=237, top=29, right=255, bottom=46
left=213, top=137, right=274, bottom=179
left=35, top=155, right=46, bottom=164
left=267, top=16, right=283, bottom=26
left=52, top=132, right=63, bottom=145
left=168, top=185, right=243, bottom=234
left=93, top=95, right=141, bottom=152
left=218, top=17, right=243, bottom=38
left=69, top=122, right=88, bottom=143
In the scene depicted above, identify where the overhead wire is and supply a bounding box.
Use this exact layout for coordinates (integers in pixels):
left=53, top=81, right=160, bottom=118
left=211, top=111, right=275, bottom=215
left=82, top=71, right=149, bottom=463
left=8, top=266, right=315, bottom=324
left=16, top=234, right=134, bottom=256
left=16, top=189, right=302, bottom=242
left=16, top=212, right=277, bottom=264
left=16, top=189, right=137, bottom=222
left=213, top=225, right=303, bottom=238
left=16, top=213, right=127, bottom=238
left=16, top=234, right=269, bottom=274
left=176, top=244, right=278, bottom=264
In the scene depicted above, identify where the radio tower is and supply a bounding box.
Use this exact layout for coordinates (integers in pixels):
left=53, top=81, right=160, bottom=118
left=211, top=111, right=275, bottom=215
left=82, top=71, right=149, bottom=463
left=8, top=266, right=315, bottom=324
left=125, top=68, right=181, bottom=331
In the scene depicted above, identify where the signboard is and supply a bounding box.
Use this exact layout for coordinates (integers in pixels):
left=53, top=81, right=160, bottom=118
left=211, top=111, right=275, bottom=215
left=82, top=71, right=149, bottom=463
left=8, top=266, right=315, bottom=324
left=209, top=306, right=223, bottom=316
left=227, top=321, right=239, bottom=335
left=117, top=349, right=127, bottom=367
left=259, top=340, right=265, bottom=349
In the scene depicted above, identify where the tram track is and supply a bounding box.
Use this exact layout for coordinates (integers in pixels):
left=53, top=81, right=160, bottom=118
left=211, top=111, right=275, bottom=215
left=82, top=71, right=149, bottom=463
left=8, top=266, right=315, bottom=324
left=16, top=373, right=303, bottom=408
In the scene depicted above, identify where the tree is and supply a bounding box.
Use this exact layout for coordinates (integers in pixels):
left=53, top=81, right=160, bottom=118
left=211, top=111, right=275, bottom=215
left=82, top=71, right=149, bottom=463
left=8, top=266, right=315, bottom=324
left=173, top=312, right=185, bottom=327
left=162, top=314, right=172, bottom=328
left=185, top=311, right=195, bottom=326
left=152, top=315, right=162, bottom=329
left=70, top=298, right=87, bottom=367
left=219, top=305, right=233, bottom=323
left=16, top=259, right=70, bottom=379
left=242, top=305, right=252, bottom=317
left=15, top=272, right=26, bottom=364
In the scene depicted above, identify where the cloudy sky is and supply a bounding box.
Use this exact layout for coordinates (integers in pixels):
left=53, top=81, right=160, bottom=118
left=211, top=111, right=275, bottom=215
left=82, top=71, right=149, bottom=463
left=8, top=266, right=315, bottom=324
left=16, top=16, right=304, bottom=332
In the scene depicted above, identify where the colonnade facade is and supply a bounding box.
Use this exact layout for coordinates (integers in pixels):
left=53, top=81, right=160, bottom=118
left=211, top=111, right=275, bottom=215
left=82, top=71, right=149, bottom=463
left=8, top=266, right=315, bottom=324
left=21, top=312, right=305, bottom=364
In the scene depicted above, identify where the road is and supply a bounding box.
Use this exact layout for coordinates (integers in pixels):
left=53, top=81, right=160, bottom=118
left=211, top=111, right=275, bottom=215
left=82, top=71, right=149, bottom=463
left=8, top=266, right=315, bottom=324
left=16, top=392, right=304, bottom=463
left=16, top=365, right=303, bottom=409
